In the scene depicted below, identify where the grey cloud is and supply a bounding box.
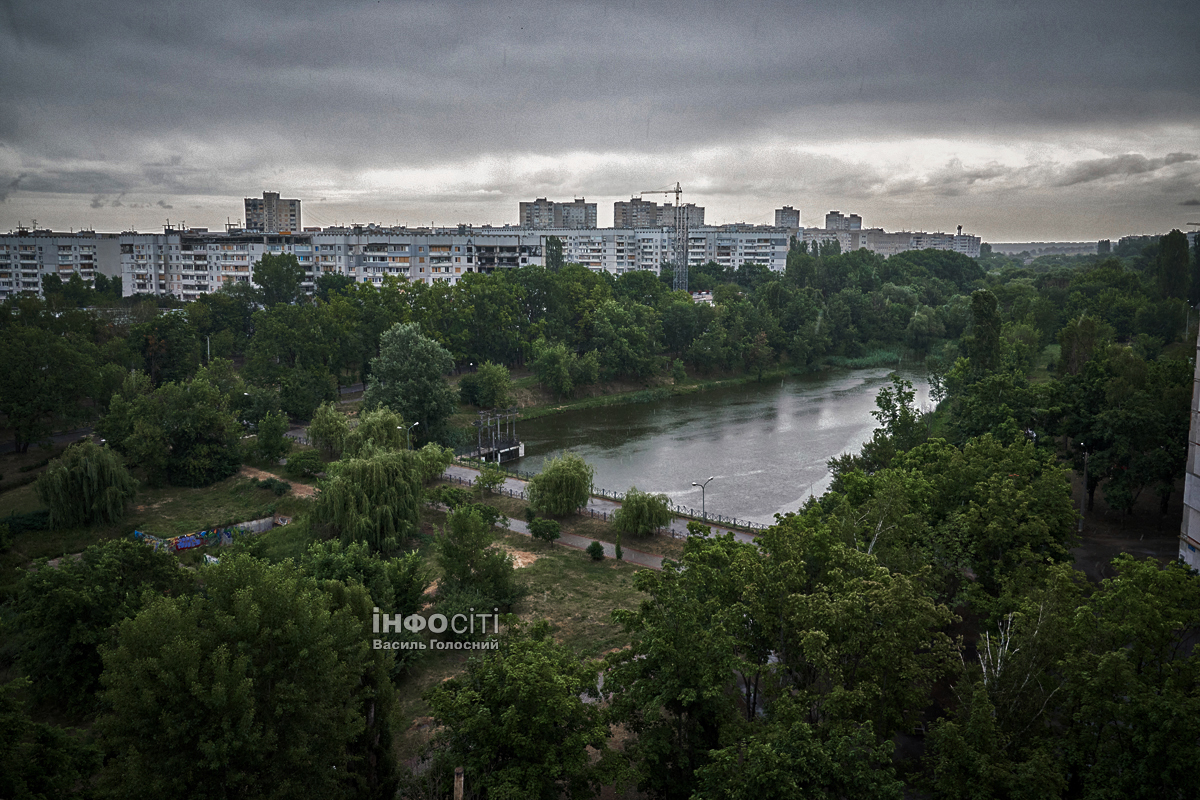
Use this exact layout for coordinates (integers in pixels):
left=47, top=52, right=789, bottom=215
left=1181, top=199, right=1200, bottom=206
left=0, top=173, right=24, bottom=202
left=1055, top=153, right=1199, bottom=187
left=156, top=199, right=173, bottom=209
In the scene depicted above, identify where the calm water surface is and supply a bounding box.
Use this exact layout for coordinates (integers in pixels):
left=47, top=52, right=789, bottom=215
left=516, top=368, right=930, bottom=525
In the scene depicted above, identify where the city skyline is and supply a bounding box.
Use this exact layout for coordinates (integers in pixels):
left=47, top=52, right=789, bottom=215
left=1, top=0, right=1197, bottom=242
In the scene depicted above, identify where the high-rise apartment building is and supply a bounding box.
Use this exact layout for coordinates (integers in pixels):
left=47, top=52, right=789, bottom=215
left=613, top=198, right=705, bottom=229
left=775, top=206, right=801, bottom=229
left=245, top=191, right=301, bottom=233
left=518, top=198, right=597, bottom=229
left=825, top=210, right=862, bottom=230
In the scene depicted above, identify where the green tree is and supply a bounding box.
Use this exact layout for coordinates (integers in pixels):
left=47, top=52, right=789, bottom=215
left=1155, top=229, right=1190, bottom=300
left=97, top=554, right=389, bottom=799
left=459, top=361, right=512, bottom=408
left=415, top=442, right=456, bottom=484
left=529, top=517, right=561, bottom=543
left=545, top=235, right=564, bottom=271
left=362, top=322, right=456, bottom=441
left=613, top=486, right=672, bottom=537
left=343, top=406, right=406, bottom=458
left=424, top=622, right=613, bottom=799
left=695, top=707, right=903, bottom=800
left=252, top=252, right=307, bottom=306
left=434, top=506, right=523, bottom=609
left=34, top=441, right=138, bottom=528
left=254, top=408, right=293, bottom=461
left=0, top=325, right=95, bottom=452
left=301, top=539, right=430, bottom=615
left=14, top=539, right=190, bottom=713
left=309, top=400, right=351, bottom=458
left=966, top=289, right=1001, bottom=375
left=527, top=451, right=594, bottom=517
left=0, top=678, right=99, bottom=799
left=313, top=449, right=422, bottom=552
left=129, top=311, right=200, bottom=386
left=118, top=374, right=243, bottom=487
left=475, top=462, right=508, bottom=498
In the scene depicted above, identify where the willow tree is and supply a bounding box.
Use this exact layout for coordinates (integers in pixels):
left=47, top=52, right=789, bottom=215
left=527, top=452, right=594, bottom=517
left=35, top=441, right=138, bottom=528
left=313, top=450, right=421, bottom=552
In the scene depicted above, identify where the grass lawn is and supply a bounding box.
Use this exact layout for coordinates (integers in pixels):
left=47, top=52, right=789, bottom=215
left=390, top=514, right=647, bottom=766
left=0, top=475, right=313, bottom=598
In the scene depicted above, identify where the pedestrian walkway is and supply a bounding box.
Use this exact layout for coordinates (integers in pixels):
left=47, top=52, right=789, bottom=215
left=443, top=463, right=760, bottom=564
left=502, top=515, right=664, bottom=570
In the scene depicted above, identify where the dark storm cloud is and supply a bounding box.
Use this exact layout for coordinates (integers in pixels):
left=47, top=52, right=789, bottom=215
left=0, top=0, right=1197, bottom=235
left=1181, top=199, right=1200, bottom=206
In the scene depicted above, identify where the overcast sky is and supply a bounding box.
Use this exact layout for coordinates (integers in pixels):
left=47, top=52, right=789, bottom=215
left=1, top=0, right=1197, bottom=242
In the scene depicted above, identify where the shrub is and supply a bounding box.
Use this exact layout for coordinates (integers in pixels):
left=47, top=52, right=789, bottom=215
left=256, top=477, right=292, bottom=496
left=529, top=517, right=561, bottom=544
left=284, top=449, right=323, bottom=479
left=475, top=463, right=508, bottom=497
left=34, top=441, right=138, bottom=528
left=586, top=540, right=605, bottom=561
left=429, top=486, right=472, bottom=510
left=527, top=452, right=594, bottom=517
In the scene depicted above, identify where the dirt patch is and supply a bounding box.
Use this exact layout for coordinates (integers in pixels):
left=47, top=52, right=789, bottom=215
left=238, top=466, right=318, bottom=499
left=496, top=544, right=541, bottom=568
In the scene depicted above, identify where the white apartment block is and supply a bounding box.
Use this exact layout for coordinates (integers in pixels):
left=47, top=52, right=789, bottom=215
left=802, top=212, right=982, bottom=259
left=0, top=229, right=121, bottom=300
left=112, top=223, right=792, bottom=300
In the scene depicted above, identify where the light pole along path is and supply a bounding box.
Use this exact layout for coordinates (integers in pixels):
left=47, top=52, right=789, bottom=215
left=442, top=464, right=762, bottom=571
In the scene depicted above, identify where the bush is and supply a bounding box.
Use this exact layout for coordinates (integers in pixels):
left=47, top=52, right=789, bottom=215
left=586, top=540, right=605, bottom=561
left=672, top=358, right=687, bottom=382
left=529, top=517, right=561, bottom=544
left=459, top=362, right=513, bottom=409
left=34, top=441, right=138, bottom=528
left=284, top=449, right=324, bottom=479
left=429, top=486, right=472, bottom=510
left=3, top=509, right=50, bottom=535
left=527, top=452, right=594, bottom=517
left=256, top=477, right=292, bottom=496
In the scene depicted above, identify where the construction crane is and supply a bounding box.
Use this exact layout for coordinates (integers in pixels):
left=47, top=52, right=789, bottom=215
left=640, top=182, right=689, bottom=292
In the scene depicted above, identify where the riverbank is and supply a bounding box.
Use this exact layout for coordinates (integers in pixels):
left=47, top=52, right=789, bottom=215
left=491, top=354, right=913, bottom=426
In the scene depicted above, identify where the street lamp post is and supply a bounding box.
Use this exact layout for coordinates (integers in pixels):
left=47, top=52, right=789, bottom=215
left=407, top=421, right=420, bottom=450
left=692, top=476, right=715, bottom=520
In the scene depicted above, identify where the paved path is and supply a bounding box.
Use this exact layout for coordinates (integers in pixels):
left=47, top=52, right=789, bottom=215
left=443, top=463, right=760, bottom=556
left=500, top=515, right=664, bottom=570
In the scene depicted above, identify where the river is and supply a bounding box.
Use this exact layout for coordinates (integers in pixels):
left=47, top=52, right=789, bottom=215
left=515, top=368, right=931, bottom=526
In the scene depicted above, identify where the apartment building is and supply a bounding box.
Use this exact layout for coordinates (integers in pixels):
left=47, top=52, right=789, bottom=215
left=0, top=229, right=121, bottom=299
left=613, top=198, right=705, bottom=229
left=774, top=206, right=801, bottom=229
left=824, top=210, right=862, bottom=231
left=244, top=192, right=301, bottom=233
left=518, top=198, right=597, bottom=229
left=801, top=213, right=982, bottom=258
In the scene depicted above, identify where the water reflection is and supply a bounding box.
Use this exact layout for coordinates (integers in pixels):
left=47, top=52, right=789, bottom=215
left=517, top=368, right=930, bottom=525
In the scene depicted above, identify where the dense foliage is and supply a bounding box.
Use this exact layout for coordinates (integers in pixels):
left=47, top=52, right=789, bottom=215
left=34, top=441, right=138, bottom=528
